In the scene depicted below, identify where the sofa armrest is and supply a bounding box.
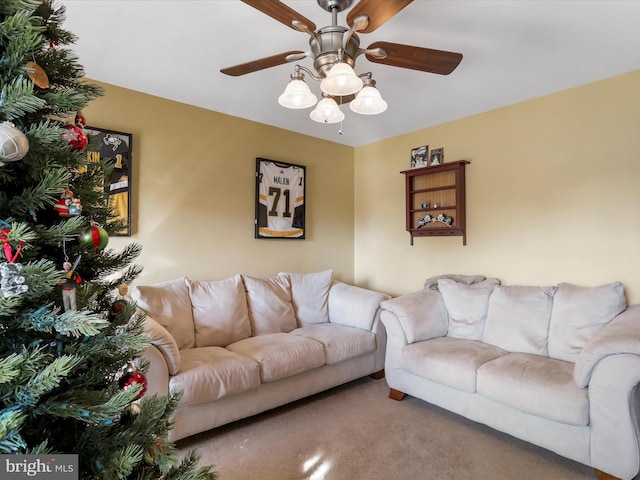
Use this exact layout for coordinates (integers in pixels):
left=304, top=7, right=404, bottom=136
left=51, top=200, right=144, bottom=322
left=379, top=289, right=448, bottom=344
left=587, top=354, right=640, bottom=479
left=328, top=281, right=390, bottom=331
left=143, top=315, right=181, bottom=375
left=379, top=310, right=409, bottom=386
left=574, top=304, right=640, bottom=387
left=140, top=344, right=170, bottom=398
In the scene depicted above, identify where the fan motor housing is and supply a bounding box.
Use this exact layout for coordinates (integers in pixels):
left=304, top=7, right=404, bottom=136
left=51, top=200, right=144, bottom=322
left=311, top=26, right=360, bottom=77
left=317, top=0, right=354, bottom=13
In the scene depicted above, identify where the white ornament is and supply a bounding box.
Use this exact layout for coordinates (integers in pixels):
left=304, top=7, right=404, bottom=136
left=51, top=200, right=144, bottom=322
left=1, top=262, right=29, bottom=297
left=0, top=122, right=30, bottom=162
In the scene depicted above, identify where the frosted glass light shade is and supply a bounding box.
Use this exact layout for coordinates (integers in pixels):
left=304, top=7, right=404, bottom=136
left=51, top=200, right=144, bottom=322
left=350, top=86, right=388, bottom=115
left=320, top=63, right=363, bottom=96
left=278, top=79, right=318, bottom=109
left=310, top=97, right=345, bottom=123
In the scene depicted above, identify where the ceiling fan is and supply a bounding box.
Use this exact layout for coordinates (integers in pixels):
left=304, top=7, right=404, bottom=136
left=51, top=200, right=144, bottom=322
left=220, top=0, right=463, bottom=80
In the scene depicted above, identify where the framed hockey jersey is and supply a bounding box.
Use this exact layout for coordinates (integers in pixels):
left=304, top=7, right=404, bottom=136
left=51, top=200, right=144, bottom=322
left=255, top=158, right=305, bottom=239
left=85, top=126, right=132, bottom=236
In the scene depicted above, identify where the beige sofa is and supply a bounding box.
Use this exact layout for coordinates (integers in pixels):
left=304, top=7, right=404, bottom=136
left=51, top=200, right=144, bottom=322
left=132, top=270, right=390, bottom=441
left=380, top=274, right=640, bottom=480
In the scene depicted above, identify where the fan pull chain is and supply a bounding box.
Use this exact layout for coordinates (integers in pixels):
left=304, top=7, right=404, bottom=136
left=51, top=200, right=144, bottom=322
left=339, top=96, right=344, bottom=135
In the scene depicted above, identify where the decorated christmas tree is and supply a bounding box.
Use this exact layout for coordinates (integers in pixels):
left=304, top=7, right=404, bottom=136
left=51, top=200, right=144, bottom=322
left=0, top=1, right=216, bottom=478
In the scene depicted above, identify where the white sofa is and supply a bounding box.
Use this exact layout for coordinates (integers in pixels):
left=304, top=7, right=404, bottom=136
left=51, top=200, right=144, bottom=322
left=132, top=270, right=390, bottom=441
left=380, top=274, right=640, bottom=480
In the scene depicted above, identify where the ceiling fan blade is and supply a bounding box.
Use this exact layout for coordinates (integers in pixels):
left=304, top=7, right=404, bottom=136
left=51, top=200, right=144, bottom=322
left=365, top=41, right=463, bottom=75
left=220, top=51, right=304, bottom=76
left=241, top=0, right=316, bottom=32
left=347, top=0, right=412, bottom=33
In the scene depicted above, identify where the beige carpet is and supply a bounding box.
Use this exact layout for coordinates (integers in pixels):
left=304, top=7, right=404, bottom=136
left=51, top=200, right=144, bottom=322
left=177, top=377, right=628, bottom=480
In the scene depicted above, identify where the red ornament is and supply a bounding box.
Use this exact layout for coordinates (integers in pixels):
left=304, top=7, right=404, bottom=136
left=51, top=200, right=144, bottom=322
left=119, top=368, right=147, bottom=400
left=75, top=112, right=86, bottom=128
left=108, top=299, right=129, bottom=322
left=81, top=225, right=109, bottom=251
left=62, top=124, right=88, bottom=150
left=53, top=188, right=82, bottom=217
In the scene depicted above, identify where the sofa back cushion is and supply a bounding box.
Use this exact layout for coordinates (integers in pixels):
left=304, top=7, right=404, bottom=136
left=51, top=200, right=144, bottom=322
left=242, top=274, right=297, bottom=335
left=187, top=275, right=251, bottom=347
left=278, top=270, right=333, bottom=325
left=482, top=285, right=556, bottom=355
left=548, top=282, right=627, bottom=362
left=438, top=278, right=500, bottom=340
left=132, top=277, right=195, bottom=350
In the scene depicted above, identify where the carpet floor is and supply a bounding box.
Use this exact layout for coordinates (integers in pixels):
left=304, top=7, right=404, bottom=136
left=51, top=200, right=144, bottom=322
left=177, top=377, right=633, bottom=480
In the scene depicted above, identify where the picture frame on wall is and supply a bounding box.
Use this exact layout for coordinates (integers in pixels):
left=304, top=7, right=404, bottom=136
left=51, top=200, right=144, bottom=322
left=430, top=147, right=444, bottom=166
left=255, top=157, right=306, bottom=239
left=85, top=126, right=132, bottom=236
left=410, top=145, right=428, bottom=168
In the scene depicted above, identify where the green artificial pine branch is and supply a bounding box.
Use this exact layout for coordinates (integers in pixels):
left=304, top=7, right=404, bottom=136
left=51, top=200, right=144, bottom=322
left=17, top=354, right=83, bottom=406
left=0, top=78, right=48, bottom=120
left=0, top=2, right=217, bottom=478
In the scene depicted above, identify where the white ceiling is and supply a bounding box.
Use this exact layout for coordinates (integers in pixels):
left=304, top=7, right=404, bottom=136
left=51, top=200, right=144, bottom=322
left=62, top=0, right=640, bottom=147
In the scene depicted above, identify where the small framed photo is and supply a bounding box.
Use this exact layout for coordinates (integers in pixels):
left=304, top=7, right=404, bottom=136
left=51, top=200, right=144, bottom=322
left=410, top=145, right=428, bottom=168
left=430, top=147, right=444, bottom=166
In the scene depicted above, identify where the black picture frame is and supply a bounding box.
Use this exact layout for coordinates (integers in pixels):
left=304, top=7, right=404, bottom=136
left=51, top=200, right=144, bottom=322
left=410, top=145, right=428, bottom=168
left=85, top=126, right=132, bottom=236
left=255, top=157, right=306, bottom=239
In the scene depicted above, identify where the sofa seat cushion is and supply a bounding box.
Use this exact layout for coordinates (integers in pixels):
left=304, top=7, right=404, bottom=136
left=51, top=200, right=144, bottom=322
left=227, top=333, right=326, bottom=382
left=477, top=353, right=589, bottom=426
left=291, top=324, right=376, bottom=365
left=170, top=347, right=260, bottom=407
left=401, top=337, right=507, bottom=393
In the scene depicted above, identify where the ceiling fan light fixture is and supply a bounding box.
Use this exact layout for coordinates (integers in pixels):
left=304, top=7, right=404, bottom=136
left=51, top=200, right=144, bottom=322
left=310, top=96, right=345, bottom=124
left=278, top=78, right=318, bottom=109
left=320, top=62, right=363, bottom=96
left=350, top=79, right=387, bottom=115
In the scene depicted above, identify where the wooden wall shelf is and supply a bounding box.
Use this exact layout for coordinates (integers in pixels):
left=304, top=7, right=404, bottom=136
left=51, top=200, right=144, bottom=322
left=401, top=160, right=469, bottom=245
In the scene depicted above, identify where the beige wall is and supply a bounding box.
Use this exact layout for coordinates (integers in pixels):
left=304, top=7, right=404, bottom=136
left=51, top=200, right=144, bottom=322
left=85, top=71, right=640, bottom=305
left=84, top=83, right=355, bottom=286
left=355, top=70, right=640, bottom=304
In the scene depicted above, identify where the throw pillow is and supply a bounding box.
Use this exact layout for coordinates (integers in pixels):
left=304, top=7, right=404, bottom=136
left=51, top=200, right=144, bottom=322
left=438, top=278, right=499, bottom=340
left=188, top=275, right=252, bottom=347
left=278, top=270, right=333, bottom=325
left=132, top=277, right=194, bottom=350
left=482, top=285, right=556, bottom=355
left=547, top=281, right=627, bottom=363
left=242, top=274, right=297, bottom=335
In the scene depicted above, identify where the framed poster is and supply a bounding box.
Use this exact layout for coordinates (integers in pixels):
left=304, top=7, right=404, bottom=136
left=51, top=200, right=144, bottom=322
left=85, top=127, right=132, bottom=236
left=255, top=158, right=306, bottom=239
